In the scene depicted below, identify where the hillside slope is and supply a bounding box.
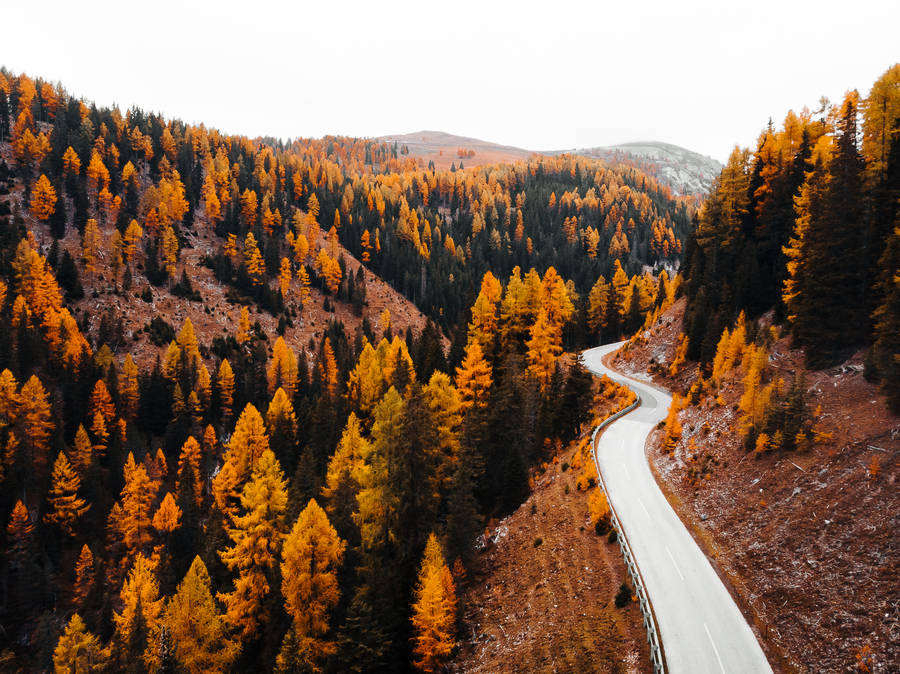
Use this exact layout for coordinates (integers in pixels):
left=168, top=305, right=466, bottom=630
left=613, top=300, right=900, bottom=673
left=452, top=377, right=650, bottom=673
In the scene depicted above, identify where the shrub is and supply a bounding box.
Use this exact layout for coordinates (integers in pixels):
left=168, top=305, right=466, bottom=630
left=614, top=583, right=631, bottom=608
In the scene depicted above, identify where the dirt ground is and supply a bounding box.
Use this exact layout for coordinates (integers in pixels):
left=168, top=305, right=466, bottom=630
left=451, top=393, right=651, bottom=674
left=613, top=300, right=900, bottom=674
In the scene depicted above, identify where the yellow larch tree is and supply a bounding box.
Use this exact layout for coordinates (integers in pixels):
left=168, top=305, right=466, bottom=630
left=455, top=339, right=492, bottom=413
left=212, top=403, right=270, bottom=517
left=123, top=219, right=143, bottom=265
left=89, top=379, right=116, bottom=427
left=113, top=553, right=163, bottom=671
left=217, top=358, right=235, bottom=424
left=224, top=233, right=238, bottom=260
left=346, top=341, right=384, bottom=416
left=165, top=556, right=238, bottom=674
left=218, top=449, right=288, bottom=640
left=109, top=452, right=160, bottom=560
left=18, top=374, right=53, bottom=474
left=62, top=146, right=81, bottom=177
left=266, top=388, right=298, bottom=457
left=162, top=224, right=179, bottom=276
left=44, top=451, right=90, bottom=536
left=279, top=256, right=292, bottom=299
left=236, top=306, right=251, bottom=344
left=53, top=613, right=110, bottom=673
left=240, top=188, right=258, bottom=226
left=320, top=338, right=339, bottom=400
left=422, top=371, right=462, bottom=493
left=244, top=232, right=264, bottom=285
left=177, top=317, right=200, bottom=363
left=152, top=492, right=182, bottom=534
left=587, top=276, right=610, bottom=337
left=109, top=230, right=124, bottom=287
left=467, top=271, right=502, bottom=355
left=29, top=174, right=56, bottom=221
left=739, top=344, right=775, bottom=441
left=81, top=218, right=102, bottom=280
left=526, top=308, right=562, bottom=393
left=298, top=265, right=311, bottom=306
left=276, top=498, right=345, bottom=673
left=268, top=336, right=298, bottom=397
left=317, top=248, right=342, bottom=294
left=411, top=533, right=457, bottom=673
left=196, top=362, right=212, bottom=410
left=119, top=354, right=140, bottom=420
left=177, top=436, right=203, bottom=509
left=7, top=500, right=34, bottom=569
left=70, top=424, right=93, bottom=477
left=322, top=413, right=369, bottom=537
left=73, top=544, right=95, bottom=606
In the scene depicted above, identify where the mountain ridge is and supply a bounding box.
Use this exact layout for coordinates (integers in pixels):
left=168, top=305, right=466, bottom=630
left=376, top=130, right=721, bottom=196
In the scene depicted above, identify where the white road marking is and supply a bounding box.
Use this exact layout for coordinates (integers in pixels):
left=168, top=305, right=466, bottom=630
left=638, top=498, right=650, bottom=518
left=704, top=622, right=726, bottom=674
left=664, top=545, right=684, bottom=581
left=622, top=463, right=631, bottom=480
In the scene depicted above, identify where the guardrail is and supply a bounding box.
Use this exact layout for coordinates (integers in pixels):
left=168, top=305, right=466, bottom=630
left=591, top=397, right=667, bottom=674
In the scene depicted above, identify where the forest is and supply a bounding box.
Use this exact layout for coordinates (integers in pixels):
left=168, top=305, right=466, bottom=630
left=0, top=68, right=687, bottom=672
left=681, top=65, right=900, bottom=411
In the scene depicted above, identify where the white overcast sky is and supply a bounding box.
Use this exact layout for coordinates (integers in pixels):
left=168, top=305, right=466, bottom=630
left=2, top=0, right=898, bottom=163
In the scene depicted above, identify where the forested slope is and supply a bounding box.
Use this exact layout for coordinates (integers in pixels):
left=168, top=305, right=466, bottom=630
left=0, top=68, right=691, bottom=672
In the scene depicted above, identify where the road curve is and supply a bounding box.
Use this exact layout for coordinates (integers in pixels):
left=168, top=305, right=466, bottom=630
left=583, top=342, right=772, bottom=674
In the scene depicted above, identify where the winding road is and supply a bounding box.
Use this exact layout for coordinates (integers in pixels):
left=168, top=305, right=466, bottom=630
left=582, top=343, right=772, bottom=674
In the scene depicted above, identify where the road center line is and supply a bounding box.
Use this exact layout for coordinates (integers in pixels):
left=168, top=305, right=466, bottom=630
left=638, top=498, right=650, bottom=518
left=664, top=544, right=684, bottom=581
left=704, top=622, right=727, bottom=674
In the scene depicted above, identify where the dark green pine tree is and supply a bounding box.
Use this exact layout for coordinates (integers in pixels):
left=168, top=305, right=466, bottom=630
left=872, top=224, right=900, bottom=412
left=0, top=88, right=9, bottom=141
left=790, top=96, right=868, bottom=367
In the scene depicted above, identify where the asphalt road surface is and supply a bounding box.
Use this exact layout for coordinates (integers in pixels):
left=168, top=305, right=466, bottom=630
left=583, top=343, right=772, bottom=674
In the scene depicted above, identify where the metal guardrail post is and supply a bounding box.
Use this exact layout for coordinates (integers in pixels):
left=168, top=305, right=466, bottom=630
left=591, top=397, right=668, bottom=674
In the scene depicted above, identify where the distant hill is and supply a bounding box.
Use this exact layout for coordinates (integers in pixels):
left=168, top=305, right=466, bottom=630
left=376, top=130, right=534, bottom=169
left=565, top=141, right=723, bottom=197
left=378, top=131, right=719, bottom=197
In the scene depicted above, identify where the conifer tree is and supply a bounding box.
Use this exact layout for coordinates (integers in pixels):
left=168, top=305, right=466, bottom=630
left=176, top=436, right=203, bottom=508
left=109, top=452, right=160, bottom=561
left=44, top=451, right=90, bottom=536
left=218, top=449, right=287, bottom=639
left=70, top=423, right=94, bottom=477
left=322, top=413, right=369, bottom=541
left=7, top=500, right=34, bottom=570
left=268, top=337, right=298, bottom=397
left=212, top=403, right=270, bottom=517
left=526, top=308, right=562, bottom=392
left=217, top=358, right=235, bottom=424
left=18, top=374, right=53, bottom=474
left=165, top=556, right=238, bottom=673
left=587, top=275, right=610, bottom=338
left=119, top=354, right=140, bottom=420
left=113, top=553, right=163, bottom=672
left=411, top=533, right=457, bottom=673
left=30, top=174, right=56, bottom=221
left=277, top=499, right=345, bottom=673
left=53, top=613, right=110, bottom=673
left=73, top=544, right=95, bottom=606
left=454, top=339, right=492, bottom=413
